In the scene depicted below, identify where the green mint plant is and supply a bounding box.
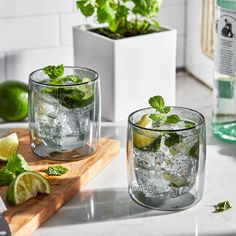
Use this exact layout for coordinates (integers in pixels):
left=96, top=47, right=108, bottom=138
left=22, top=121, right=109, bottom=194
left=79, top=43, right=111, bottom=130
left=76, top=0, right=163, bottom=39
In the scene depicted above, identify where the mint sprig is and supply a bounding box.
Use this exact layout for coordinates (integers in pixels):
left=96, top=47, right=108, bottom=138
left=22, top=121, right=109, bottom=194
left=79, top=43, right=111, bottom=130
left=0, top=154, right=30, bottom=186
left=6, top=153, right=30, bottom=175
left=148, top=95, right=180, bottom=125
left=45, top=165, right=69, bottom=176
left=215, top=200, right=232, bottom=212
left=0, top=167, right=16, bottom=186
left=43, top=64, right=64, bottom=80
left=149, top=96, right=170, bottom=114
left=42, top=65, right=94, bottom=109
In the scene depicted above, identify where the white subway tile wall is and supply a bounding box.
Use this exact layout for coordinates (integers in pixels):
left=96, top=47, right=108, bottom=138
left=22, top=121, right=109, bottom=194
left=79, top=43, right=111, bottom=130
left=60, top=13, right=90, bottom=46
left=0, top=0, right=73, bottom=17
left=6, top=47, right=73, bottom=82
left=0, top=16, right=60, bottom=51
left=0, top=0, right=186, bottom=83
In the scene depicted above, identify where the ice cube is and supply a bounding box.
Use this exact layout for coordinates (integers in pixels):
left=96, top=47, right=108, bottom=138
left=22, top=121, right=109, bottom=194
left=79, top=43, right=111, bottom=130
left=35, top=93, right=59, bottom=118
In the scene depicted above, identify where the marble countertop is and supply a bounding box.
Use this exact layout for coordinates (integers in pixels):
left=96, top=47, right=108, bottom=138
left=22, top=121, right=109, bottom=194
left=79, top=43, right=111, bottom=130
left=0, top=71, right=233, bottom=236
left=1, top=121, right=236, bottom=236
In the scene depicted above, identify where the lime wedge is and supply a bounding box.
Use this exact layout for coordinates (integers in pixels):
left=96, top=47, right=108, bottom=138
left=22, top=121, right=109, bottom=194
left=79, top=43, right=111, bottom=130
left=133, top=115, right=155, bottom=149
left=82, top=77, right=91, bottom=83
left=76, top=77, right=94, bottom=105
left=6, top=171, right=51, bottom=206
left=0, top=133, right=19, bottom=161
left=137, top=114, right=152, bottom=127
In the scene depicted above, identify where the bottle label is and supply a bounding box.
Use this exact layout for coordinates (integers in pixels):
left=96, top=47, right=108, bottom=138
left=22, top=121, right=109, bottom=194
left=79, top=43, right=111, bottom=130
left=215, top=6, right=236, bottom=76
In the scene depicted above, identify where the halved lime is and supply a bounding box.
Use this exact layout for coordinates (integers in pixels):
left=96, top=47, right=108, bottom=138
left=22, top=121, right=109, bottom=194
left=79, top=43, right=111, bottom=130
left=133, top=115, right=155, bottom=149
left=6, top=171, right=51, bottom=206
left=0, top=133, right=19, bottom=161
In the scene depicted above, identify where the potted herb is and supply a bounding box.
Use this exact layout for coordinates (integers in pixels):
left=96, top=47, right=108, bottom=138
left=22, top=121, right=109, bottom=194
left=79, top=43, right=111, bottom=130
left=73, top=0, right=177, bottom=121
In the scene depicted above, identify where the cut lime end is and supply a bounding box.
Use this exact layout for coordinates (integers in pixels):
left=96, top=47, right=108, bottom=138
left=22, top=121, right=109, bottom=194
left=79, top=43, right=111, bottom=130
left=0, top=133, right=19, bottom=161
left=133, top=115, right=155, bottom=149
left=6, top=171, right=51, bottom=206
left=137, top=114, right=152, bottom=128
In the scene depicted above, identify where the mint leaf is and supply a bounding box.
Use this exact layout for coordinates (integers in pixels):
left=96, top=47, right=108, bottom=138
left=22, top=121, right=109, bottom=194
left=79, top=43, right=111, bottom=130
left=45, top=165, right=69, bottom=176
left=188, top=140, right=199, bottom=159
left=6, top=154, right=30, bottom=175
left=215, top=200, right=232, bottom=212
left=149, top=95, right=165, bottom=111
left=164, top=133, right=183, bottom=147
left=48, top=75, right=82, bottom=85
left=166, top=115, right=181, bottom=124
left=43, top=64, right=64, bottom=80
left=77, top=1, right=94, bottom=17
left=149, top=138, right=161, bottom=152
left=63, top=75, right=82, bottom=83
left=149, top=96, right=171, bottom=114
left=0, top=167, right=16, bottom=186
left=162, top=106, right=171, bottom=114
left=149, top=114, right=162, bottom=122
left=152, top=19, right=160, bottom=29
left=0, top=154, right=29, bottom=186
left=162, top=172, right=189, bottom=188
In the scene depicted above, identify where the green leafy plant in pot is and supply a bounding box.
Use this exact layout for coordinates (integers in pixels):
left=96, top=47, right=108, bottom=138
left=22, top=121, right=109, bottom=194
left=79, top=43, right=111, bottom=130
left=73, top=0, right=176, bottom=121
left=76, top=0, right=163, bottom=39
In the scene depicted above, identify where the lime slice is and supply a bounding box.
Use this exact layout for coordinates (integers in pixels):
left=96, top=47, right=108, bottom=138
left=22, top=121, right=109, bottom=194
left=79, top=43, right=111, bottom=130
left=82, top=77, right=91, bottom=83
left=75, top=77, right=94, bottom=106
left=6, top=171, right=51, bottom=206
left=0, top=133, right=19, bottom=161
left=133, top=115, right=155, bottom=149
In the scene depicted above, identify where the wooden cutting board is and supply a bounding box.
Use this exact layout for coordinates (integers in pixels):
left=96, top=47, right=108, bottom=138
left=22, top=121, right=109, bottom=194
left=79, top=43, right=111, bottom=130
left=0, top=129, right=120, bottom=236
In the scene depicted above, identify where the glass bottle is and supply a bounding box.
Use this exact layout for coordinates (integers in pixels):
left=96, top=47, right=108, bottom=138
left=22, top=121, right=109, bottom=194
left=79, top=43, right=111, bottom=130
left=212, top=0, right=236, bottom=142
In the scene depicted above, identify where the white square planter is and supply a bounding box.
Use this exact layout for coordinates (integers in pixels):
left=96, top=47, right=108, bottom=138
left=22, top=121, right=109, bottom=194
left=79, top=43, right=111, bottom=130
left=73, top=25, right=177, bottom=121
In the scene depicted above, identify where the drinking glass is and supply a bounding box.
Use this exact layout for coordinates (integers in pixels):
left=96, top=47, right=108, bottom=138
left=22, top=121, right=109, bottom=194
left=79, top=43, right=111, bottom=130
left=29, top=66, right=101, bottom=161
left=127, top=107, right=206, bottom=210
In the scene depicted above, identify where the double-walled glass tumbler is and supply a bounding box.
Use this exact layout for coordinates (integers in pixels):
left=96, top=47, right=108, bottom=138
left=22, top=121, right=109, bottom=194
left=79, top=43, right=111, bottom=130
left=29, top=67, right=101, bottom=161
left=127, top=107, right=206, bottom=210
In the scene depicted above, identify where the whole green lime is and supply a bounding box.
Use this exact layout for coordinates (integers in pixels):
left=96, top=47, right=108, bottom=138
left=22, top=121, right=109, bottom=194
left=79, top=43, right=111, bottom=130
left=0, top=81, right=28, bottom=121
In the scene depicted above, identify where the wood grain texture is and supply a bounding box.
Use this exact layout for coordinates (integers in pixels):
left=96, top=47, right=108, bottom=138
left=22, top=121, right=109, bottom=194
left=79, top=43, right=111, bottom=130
left=0, top=129, right=120, bottom=236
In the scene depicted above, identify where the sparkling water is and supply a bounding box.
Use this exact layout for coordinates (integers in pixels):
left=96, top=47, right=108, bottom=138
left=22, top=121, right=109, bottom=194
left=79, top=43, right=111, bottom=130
left=132, top=122, right=199, bottom=199
left=34, top=91, right=93, bottom=151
